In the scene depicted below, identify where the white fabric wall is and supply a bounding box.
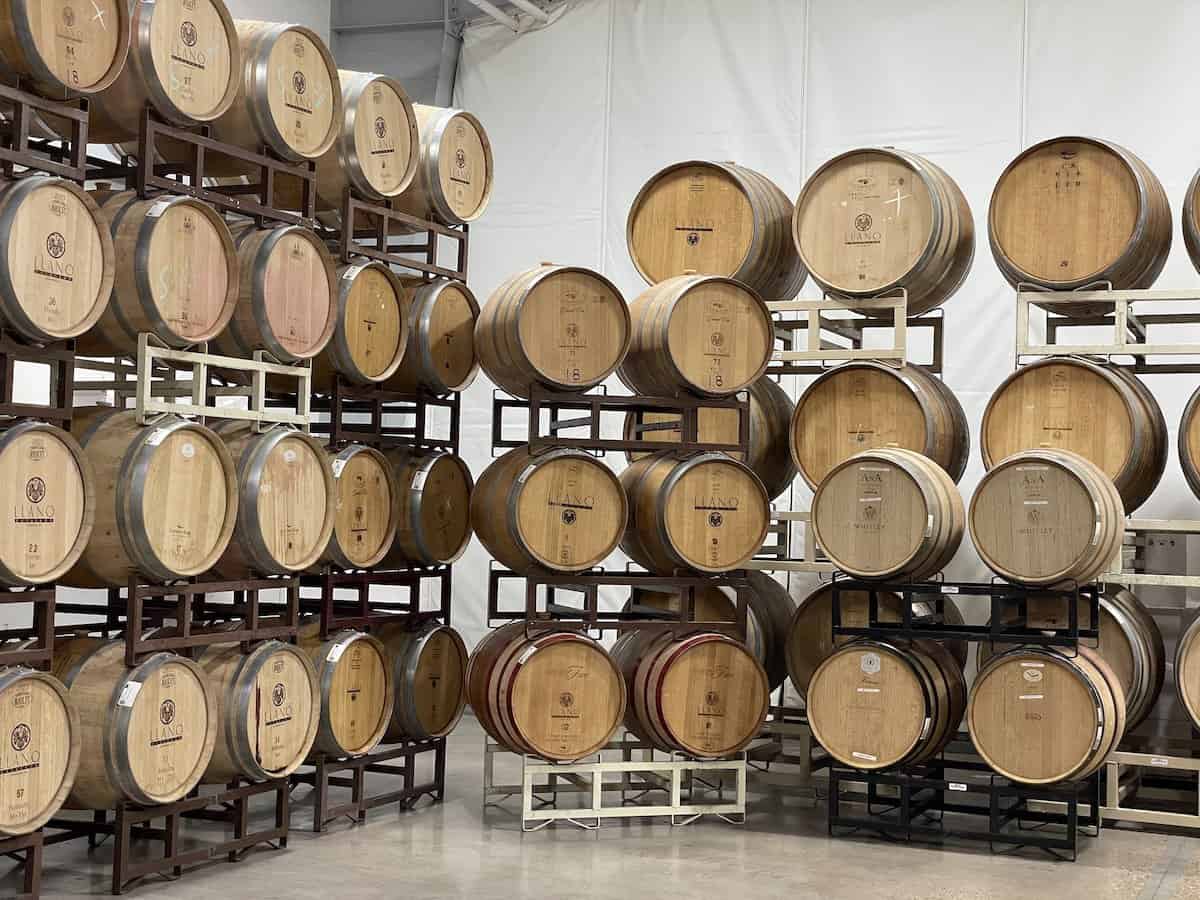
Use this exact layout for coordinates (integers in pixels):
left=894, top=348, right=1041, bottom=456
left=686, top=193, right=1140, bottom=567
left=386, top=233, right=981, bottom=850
left=449, top=0, right=1200, bottom=648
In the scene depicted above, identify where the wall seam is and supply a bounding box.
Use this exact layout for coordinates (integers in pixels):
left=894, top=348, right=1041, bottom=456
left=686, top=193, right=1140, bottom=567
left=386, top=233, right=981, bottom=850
left=1019, top=0, right=1029, bottom=148
left=597, top=0, right=617, bottom=272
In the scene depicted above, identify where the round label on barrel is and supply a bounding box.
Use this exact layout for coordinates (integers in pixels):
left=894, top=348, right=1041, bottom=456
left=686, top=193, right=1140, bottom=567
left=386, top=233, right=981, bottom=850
left=344, top=267, right=403, bottom=380
left=424, top=284, right=478, bottom=389
left=514, top=455, right=623, bottom=570
left=28, top=0, right=122, bottom=90
left=0, top=675, right=72, bottom=831
left=436, top=112, right=489, bottom=220
left=264, top=29, right=336, bottom=159
left=662, top=458, right=766, bottom=570
left=415, top=456, right=472, bottom=563
left=786, top=586, right=907, bottom=695
left=0, top=429, right=85, bottom=581
left=141, top=429, right=230, bottom=576
left=664, top=280, right=771, bottom=395
left=145, top=202, right=231, bottom=341
left=411, top=630, right=466, bottom=736
left=147, top=0, right=234, bottom=120
left=327, top=638, right=388, bottom=754
left=332, top=451, right=392, bottom=568
left=262, top=231, right=333, bottom=358
left=657, top=639, right=765, bottom=756
left=124, top=659, right=211, bottom=803
left=249, top=647, right=315, bottom=775
left=814, top=461, right=925, bottom=577
left=259, top=436, right=329, bottom=571
left=354, top=77, right=413, bottom=198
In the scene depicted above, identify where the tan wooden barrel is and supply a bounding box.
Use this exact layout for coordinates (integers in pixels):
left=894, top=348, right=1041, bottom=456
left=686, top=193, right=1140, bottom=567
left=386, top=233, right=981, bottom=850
left=386, top=278, right=480, bottom=396
left=619, top=451, right=769, bottom=574
left=375, top=620, right=468, bottom=742
left=198, top=639, right=319, bottom=782
left=392, top=105, right=493, bottom=226
left=319, top=443, right=398, bottom=571
left=982, top=358, right=1166, bottom=512
left=0, top=420, right=94, bottom=585
left=611, top=629, right=768, bottom=757
left=627, top=160, right=807, bottom=300
left=467, top=623, right=624, bottom=761
left=209, top=423, right=335, bottom=577
left=1172, top=611, right=1200, bottom=733
left=475, top=264, right=630, bottom=399
left=312, top=261, right=407, bottom=390
left=624, top=585, right=767, bottom=671
left=968, top=645, right=1126, bottom=784
left=793, top=147, right=974, bottom=316
left=471, top=445, right=625, bottom=573
left=1184, top=167, right=1200, bottom=274
left=76, top=191, right=238, bottom=354
left=623, top=375, right=797, bottom=500
left=791, top=361, right=970, bottom=490
left=807, top=638, right=966, bottom=770
left=970, top=448, right=1124, bottom=587
left=298, top=625, right=393, bottom=758
left=811, top=447, right=964, bottom=581
left=0, top=176, right=113, bottom=344
left=618, top=274, right=773, bottom=398
left=53, top=637, right=217, bottom=808
left=1177, top=384, right=1200, bottom=501
left=0, top=0, right=130, bottom=95
left=88, top=0, right=239, bottom=141
left=990, top=137, right=1171, bottom=314
left=384, top=448, right=473, bottom=567
left=64, top=409, right=238, bottom=587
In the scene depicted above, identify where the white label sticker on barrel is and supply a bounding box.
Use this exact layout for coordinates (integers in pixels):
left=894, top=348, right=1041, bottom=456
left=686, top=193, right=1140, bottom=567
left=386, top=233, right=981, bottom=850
left=147, top=200, right=171, bottom=218
left=327, top=641, right=348, bottom=663
left=343, top=266, right=364, bottom=281
left=859, top=652, right=880, bottom=675
left=181, top=442, right=195, bottom=459
left=1019, top=694, right=1044, bottom=700
left=1023, top=668, right=1043, bottom=683
left=283, top=449, right=298, bottom=464
left=856, top=687, right=880, bottom=693
left=949, top=782, right=967, bottom=792
left=517, top=646, right=538, bottom=665
left=925, top=514, right=934, bottom=538
left=517, top=464, right=536, bottom=484
left=331, top=458, right=347, bottom=478
left=851, top=751, right=877, bottom=762
left=412, top=470, right=429, bottom=491
left=146, top=428, right=169, bottom=447
left=117, top=681, right=143, bottom=708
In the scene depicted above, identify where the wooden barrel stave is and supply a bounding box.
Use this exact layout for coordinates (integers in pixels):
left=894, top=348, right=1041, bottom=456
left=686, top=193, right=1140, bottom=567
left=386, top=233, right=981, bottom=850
left=385, top=448, right=473, bottom=567
left=386, top=278, right=480, bottom=396
left=298, top=625, right=393, bottom=758
left=375, top=621, right=468, bottom=742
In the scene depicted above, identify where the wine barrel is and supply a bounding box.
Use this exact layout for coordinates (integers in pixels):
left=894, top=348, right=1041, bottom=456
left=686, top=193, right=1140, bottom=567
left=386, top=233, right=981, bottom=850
left=627, top=160, right=807, bottom=300
left=0, top=0, right=129, bottom=95
left=386, top=278, right=480, bottom=396
left=619, top=451, right=769, bottom=574
left=375, top=620, right=468, bottom=742
left=0, top=176, right=113, bottom=344
left=76, top=191, right=238, bottom=354
left=617, top=274, right=773, bottom=398
left=298, top=625, right=393, bottom=758
left=1183, top=167, right=1200, bottom=274
left=970, top=448, right=1124, bottom=587
left=312, top=261, right=407, bottom=390
left=392, top=105, right=493, bottom=226
left=989, top=137, right=1171, bottom=314
left=198, top=639, right=319, bottom=783
left=209, top=423, right=335, bottom=577
left=64, top=409, right=238, bottom=587
left=611, top=629, right=768, bottom=757
left=1172, top=611, right=1200, bottom=733
left=1177, top=384, right=1200, bottom=501
left=968, top=645, right=1126, bottom=784
left=320, top=443, right=398, bottom=571
left=384, top=448, right=473, bottom=567
left=623, top=375, right=797, bottom=500
left=792, top=147, right=974, bottom=316
left=807, top=639, right=966, bottom=770
left=471, top=445, right=625, bottom=574
left=0, top=420, right=94, bottom=585
left=0, top=667, right=79, bottom=835
left=53, top=637, right=217, bottom=808
left=475, top=264, right=629, bottom=399
left=89, top=0, right=239, bottom=141
left=982, top=357, right=1166, bottom=512
left=467, top=623, right=624, bottom=761
left=811, top=447, right=964, bottom=581
left=791, top=361, right=969, bottom=490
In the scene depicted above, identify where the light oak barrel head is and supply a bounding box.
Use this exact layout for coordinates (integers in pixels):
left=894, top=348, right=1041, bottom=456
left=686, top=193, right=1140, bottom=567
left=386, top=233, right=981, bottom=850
left=376, top=621, right=469, bottom=741
left=0, top=0, right=130, bottom=95
left=314, top=261, right=407, bottom=389
left=386, top=449, right=474, bottom=567
left=1175, top=613, right=1200, bottom=733
left=321, top=444, right=398, bottom=571
left=386, top=278, right=480, bottom=396
left=334, top=70, right=418, bottom=201
left=300, top=626, right=393, bottom=758
left=1184, top=166, right=1200, bottom=274
left=1178, top=384, right=1200, bottom=501
left=392, top=105, right=493, bottom=226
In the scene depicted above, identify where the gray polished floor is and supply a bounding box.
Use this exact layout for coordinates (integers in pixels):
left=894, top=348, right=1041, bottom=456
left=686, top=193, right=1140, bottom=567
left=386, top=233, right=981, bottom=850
left=11, top=717, right=1200, bottom=899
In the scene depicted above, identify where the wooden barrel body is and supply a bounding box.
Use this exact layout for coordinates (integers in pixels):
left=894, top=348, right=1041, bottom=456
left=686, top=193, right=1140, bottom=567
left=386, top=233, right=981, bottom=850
left=0, top=0, right=129, bottom=95
left=968, top=645, right=1125, bottom=784
left=970, top=448, right=1124, bottom=587
left=791, top=362, right=969, bottom=490
left=471, top=445, right=625, bottom=574
left=467, top=623, right=624, bottom=761
left=1183, top=167, right=1200, bottom=274
left=627, top=160, right=806, bottom=300
left=611, top=629, right=768, bottom=758
left=1172, top=611, right=1200, bottom=733
left=475, top=264, right=629, bottom=399
left=198, top=639, right=319, bottom=782
left=89, top=0, right=239, bottom=141
left=0, top=176, right=113, bottom=344
left=392, top=105, right=493, bottom=226
left=989, top=137, right=1171, bottom=314
left=312, top=261, right=407, bottom=390
left=807, top=639, right=965, bottom=770
left=793, top=148, right=974, bottom=316
left=619, top=451, right=769, bottom=574
left=209, top=423, right=335, bottom=577
left=1177, top=385, right=1200, bottom=501
left=386, top=278, right=480, bottom=396
left=76, top=191, right=237, bottom=354
left=64, top=410, right=237, bottom=587
left=375, top=621, right=468, bottom=742
left=53, top=638, right=217, bottom=808
left=384, top=448, right=473, bottom=567
left=319, top=443, right=398, bottom=571
left=811, top=447, right=964, bottom=581
left=983, top=358, right=1165, bottom=512
left=618, top=274, right=773, bottom=398
left=299, top=625, right=392, bottom=758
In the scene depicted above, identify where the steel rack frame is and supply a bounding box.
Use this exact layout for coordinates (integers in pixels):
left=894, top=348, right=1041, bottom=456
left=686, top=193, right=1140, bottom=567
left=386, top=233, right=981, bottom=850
left=0, top=830, right=42, bottom=899
left=298, top=566, right=452, bottom=639
left=0, top=81, right=88, bottom=181
left=746, top=509, right=835, bottom=574
left=304, top=382, right=460, bottom=452
left=0, top=586, right=56, bottom=670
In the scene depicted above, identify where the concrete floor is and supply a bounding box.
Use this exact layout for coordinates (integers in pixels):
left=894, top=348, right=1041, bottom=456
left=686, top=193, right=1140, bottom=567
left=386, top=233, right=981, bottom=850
left=8, top=717, right=1200, bottom=899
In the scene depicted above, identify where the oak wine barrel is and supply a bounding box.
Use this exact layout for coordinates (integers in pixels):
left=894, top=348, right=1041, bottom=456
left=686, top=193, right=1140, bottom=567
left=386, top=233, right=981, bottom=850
left=312, top=261, right=407, bottom=390
left=471, top=445, right=626, bottom=574
left=386, top=278, right=480, bottom=396
left=1172, top=611, right=1200, bottom=733
left=376, top=620, right=468, bottom=742
left=617, top=274, right=773, bottom=398
left=791, top=361, right=969, bottom=489
left=619, top=451, right=769, bottom=574
left=53, top=637, right=217, bottom=808
left=1183, top=166, right=1200, bottom=274
left=320, top=443, right=398, bottom=571
left=627, top=160, right=807, bottom=300
left=0, top=0, right=130, bottom=95
left=299, top=624, right=392, bottom=758
left=392, top=105, right=493, bottom=226
left=793, top=147, right=973, bottom=316
left=467, top=623, right=624, bottom=761
left=1177, top=384, right=1200, bottom=501
left=475, top=264, right=629, bottom=399
left=385, top=448, right=473, bottom=567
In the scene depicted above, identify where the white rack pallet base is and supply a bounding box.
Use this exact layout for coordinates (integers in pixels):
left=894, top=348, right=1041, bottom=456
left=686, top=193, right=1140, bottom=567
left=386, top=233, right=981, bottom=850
left=1102, top=751, right=1200, bottom=830
left=1017, top=288, right=1200, bottom=360
left=1102, top=519, right=1200, bottom=589
left=767, top=289, right=921, bottom=368
left=748, top=510, right=836, bottom=574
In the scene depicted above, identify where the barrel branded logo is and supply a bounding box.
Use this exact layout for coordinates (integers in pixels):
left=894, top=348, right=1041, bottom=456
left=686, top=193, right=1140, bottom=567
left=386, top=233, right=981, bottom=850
left=9, top=723, right=30, bottom=753
left=180, top=21, right=198, bottom=47
left=708, top=511, right=723, bottom=528
left=159, top=699, right=176, bottom=726
left=272, top=683, right=286, bottom=707
left=46, top=233, right=66, bottom=260
left=63, top=6, right=76, bottom=27
left=558, top=692, right=574, bottom=709
left=455, top=149, right=466, bottom=170
left=293, top=39, right=306, bottom=58
left=24, top=477, right=45, bottom=505
left=855, top=213, right=873, bottom=232
left=687, top=232, right=700, bottom=246
left=561, top=509, right=576, bottom=526
left=705, top=690, right=720, bottom=707
left=293, top=72, right=307, bottom=95
left=375, top=117, right=388, bottom=140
